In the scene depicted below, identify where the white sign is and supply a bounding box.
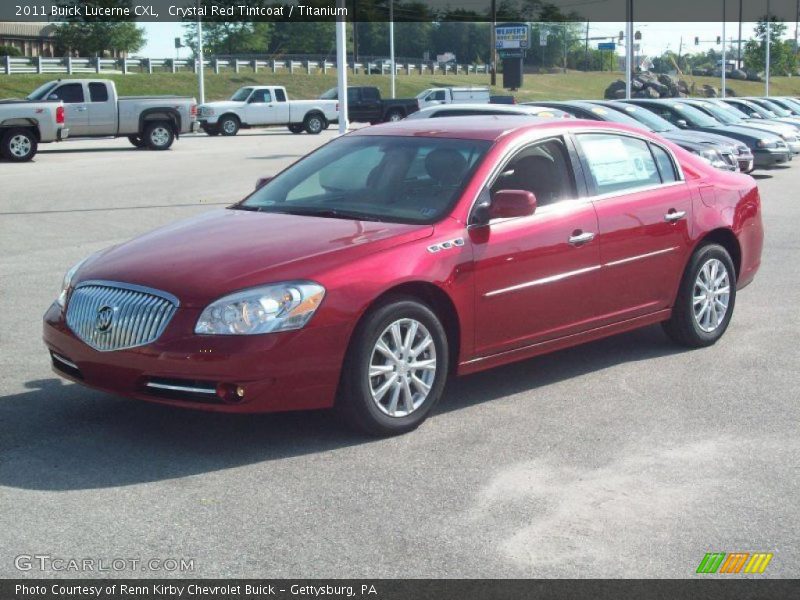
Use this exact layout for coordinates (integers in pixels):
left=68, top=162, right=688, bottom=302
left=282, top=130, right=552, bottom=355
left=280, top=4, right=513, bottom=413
left=495, top=24, right=530, bottom=50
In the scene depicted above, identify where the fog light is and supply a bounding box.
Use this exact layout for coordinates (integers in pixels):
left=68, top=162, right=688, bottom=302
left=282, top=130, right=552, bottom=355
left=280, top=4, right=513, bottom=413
left=215, top=383, right=247, bottom=404
left=236, top=386, right=245, bottom=399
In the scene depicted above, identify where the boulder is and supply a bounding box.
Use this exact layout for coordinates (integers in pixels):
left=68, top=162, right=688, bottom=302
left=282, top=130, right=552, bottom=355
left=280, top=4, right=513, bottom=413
left=730, top=69, right=747, bottom=80
left=613, top=88, right=627, bottom=99
left=604, top=79, right=626, bottom=99
left=645, top=81, right=669, bottom=96
left=634, top=87, right=661, bottom=99
left=725, top=87, right=737, bottom=97
left=702, top=84, right=718, bottom=98
left=631, top=78, right=645, bottom=90
left=746, top=71, right=763, bottom=82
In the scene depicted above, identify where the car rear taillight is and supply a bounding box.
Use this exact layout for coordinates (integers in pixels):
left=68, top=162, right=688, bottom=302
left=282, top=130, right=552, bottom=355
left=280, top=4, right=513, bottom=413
left=56, top=105, right=65, bottom=124
left=190, top=104, right=197, bottom=117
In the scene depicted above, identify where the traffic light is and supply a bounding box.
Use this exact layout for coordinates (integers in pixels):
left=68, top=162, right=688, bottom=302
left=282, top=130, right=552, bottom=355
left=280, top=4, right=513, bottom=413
left=174, top=37, right=182, bottom=49
left=716, top=36, right=722, bottom=44
left=634, top=30, right=642, bottom=41
left=695, top=36, right=700, bottom=45
left=619, top=31, right=624, bottom=42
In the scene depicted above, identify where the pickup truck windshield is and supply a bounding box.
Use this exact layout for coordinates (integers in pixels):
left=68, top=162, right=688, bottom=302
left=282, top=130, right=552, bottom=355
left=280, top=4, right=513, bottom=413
left=27, top=81, right=59, bottom=101
left=320, top=88, right=338, bottom=100
left=231, top=87, right=254, bottom=102
left=239, top=136, right=491, bottom=224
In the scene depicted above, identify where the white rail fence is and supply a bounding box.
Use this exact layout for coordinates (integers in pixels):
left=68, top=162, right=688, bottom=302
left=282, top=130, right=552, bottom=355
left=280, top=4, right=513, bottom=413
left=3, top=56, right=489, bottom=77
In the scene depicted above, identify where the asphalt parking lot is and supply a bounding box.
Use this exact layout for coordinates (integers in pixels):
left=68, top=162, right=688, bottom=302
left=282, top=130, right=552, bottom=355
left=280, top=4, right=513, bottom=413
left=1, top=129, right=798, bottom=579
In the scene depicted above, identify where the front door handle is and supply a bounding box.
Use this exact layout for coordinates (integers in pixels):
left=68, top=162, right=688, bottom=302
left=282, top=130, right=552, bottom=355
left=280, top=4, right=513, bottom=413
left=569, top=231, right=595, bottom=246
left=665, top=210, right=687, bottom=222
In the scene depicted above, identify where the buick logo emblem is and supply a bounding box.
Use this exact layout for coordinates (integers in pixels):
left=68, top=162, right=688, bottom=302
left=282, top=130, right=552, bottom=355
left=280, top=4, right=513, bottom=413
left=95, top=306, right=114, bottom=333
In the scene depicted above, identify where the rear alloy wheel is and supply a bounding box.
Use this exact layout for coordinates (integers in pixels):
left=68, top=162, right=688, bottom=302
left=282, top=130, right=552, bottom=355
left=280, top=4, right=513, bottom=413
left=304, top=113, right=326, bottom=135
left=288, top=123, right=304, bottom=134
left=219, top=115, right=239, bottom=136
left=1, top=128, right=37, bottom=162
left=663, top=244, right=736, bottom=347
left=338, top=298, right=449, bottom=436
left=386, top=110, right=404, bottom=122
left=127, top=135, right=146, bottom=148
left=143, top=122, right=175, bottom=150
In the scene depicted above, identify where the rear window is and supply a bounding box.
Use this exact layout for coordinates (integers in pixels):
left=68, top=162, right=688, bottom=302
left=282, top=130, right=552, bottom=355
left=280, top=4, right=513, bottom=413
left=275, top=88, right=286, bottom=102
left=88, top=82, right=108, bottom=102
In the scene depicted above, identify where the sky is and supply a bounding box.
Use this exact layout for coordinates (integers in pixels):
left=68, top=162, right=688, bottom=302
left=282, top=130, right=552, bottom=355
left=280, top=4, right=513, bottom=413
left=139, top=21, right=792, bottom=59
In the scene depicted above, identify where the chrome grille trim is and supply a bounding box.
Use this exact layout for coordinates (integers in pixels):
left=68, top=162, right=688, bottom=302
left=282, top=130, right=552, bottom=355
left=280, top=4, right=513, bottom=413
left=66, top=280, right=179, bottom=352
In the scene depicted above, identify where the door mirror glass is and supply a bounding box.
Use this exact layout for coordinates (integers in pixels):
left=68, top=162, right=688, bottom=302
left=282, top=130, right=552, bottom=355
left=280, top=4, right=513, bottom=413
left=489, top=190, right=537, bottom=220
left=675, top=119, right=689, bottom=129
left=255, top=176, right=272, bottom=190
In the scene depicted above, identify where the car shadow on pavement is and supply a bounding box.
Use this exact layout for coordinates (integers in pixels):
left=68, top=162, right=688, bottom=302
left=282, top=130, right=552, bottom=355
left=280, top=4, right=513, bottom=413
left=38, top=146, right=140, bottom=155
left=0, top=325, right=686, bottom=491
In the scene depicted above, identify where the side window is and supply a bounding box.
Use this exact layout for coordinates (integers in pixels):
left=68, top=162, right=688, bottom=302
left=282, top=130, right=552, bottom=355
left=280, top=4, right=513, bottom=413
left=434, top=90, right=446, bottom=101
left=362, top=88, right=379, bottom=101
left=88, top=82, right=108, bottom=102
left=491, top=137, right=577, bottom=207
left=649, top=144, right=678, bottom=183
left=577, top=134, right=662, bottom=195
left=347, top=88, right=360, bottom=102
left=274, top=88, right=287, bottom=102
left=50, top=83, right=84, bottom=103
left=251, top=89, right=272, bottom=103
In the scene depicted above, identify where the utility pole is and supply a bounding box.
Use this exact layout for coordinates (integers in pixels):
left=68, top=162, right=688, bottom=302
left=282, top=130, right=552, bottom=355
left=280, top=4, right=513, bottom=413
left=196, top=0, right=204, bottom=104
left=336, top=0, right=349, bottom=134
left=738, top=0, right=743, bottom=69
left=585, top=21, right=589, bottom=71
left=490, top=0, right=497, bottom=86
left=625, top=0, right=633, bottom=99
left=722, top=0, right=727, bottom=97
left=389, top=0, right=395, bottom=98
left=766, top=0, right=771, bottom=97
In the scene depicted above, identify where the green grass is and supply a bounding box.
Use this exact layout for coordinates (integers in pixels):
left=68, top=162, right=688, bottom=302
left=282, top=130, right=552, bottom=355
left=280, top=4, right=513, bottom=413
left=1, top=69, right=797, bottom=103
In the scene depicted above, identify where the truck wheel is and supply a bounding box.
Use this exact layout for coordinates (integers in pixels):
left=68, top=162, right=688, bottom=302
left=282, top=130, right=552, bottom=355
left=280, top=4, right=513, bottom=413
left=219, top=115, right=240, bottom=136
left=203, top=126, right=220, bottom=136
left=1, top=127, right=38, bottom=162
left=127, top=135, right=146, bottom=148
left=385, top=109, right=404, bottom=122
left=143, top=122, right=174, bottom=150
left=288, top=123, right=304, bottom=134
left=303, top=113, right=326, bottom=135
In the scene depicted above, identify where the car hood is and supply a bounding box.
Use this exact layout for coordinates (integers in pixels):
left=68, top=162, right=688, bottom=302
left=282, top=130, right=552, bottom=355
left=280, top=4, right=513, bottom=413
left=77, top=209, right=433, bottom=307
left=200, top=100, right=245, bottom=112
left=660, top=130, right=738, bottom=150
left=699, top=124, right=782, bottom=143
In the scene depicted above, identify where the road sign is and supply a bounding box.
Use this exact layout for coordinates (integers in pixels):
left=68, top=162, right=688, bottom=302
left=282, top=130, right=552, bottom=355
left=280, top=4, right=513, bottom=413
left=598, top=42, right=616, bottom=50
left=495, top=23, right=530, bottom=51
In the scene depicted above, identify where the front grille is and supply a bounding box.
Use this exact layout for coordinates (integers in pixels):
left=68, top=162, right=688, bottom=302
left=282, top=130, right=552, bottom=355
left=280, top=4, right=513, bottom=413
left=719, top=151, right=737, bottom=169
left=66, top=281, right=178, bottom=352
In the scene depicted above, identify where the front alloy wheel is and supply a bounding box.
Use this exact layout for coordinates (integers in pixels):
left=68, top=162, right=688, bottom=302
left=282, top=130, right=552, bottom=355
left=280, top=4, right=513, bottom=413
left=693, top=258, right=731, bottom=333
left=1, top=128, right=37, bottom=162
left=369, top=318, right=437, bottom=417
left=339, top=298, right=449, bottom=436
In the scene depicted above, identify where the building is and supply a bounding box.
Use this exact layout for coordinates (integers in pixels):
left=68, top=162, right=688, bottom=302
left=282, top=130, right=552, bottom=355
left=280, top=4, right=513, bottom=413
left=0, top=22, right=57, bottom=57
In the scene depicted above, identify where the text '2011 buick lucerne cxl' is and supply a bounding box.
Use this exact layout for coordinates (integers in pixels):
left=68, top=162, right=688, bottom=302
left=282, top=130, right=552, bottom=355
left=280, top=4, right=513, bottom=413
left=43, top=117, right=764, bottom=436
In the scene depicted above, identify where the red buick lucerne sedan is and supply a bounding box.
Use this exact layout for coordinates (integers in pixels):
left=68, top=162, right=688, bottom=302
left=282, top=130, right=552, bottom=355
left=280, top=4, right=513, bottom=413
left=43, top=117, right=763, bottom=435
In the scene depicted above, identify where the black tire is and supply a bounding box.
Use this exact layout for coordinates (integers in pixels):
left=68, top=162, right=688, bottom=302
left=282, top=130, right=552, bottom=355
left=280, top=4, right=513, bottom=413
left=303, top=112, right=326, bottom=135
left=203, top=125, right=220, bottom=136
left=143, top=121, right=175, bottom=150
left=1, top=127, right=38, bottom=162
left=288, top=123, right=304, bottom=134
left=662, top=243, right=737, bottom=348
left=385, top=109, right=404, bottom=123
left=127, top=135, right=146, bottom=148
left=338, top=297, right=449, bottom=436
left=218, top=115, right=240, bottom=136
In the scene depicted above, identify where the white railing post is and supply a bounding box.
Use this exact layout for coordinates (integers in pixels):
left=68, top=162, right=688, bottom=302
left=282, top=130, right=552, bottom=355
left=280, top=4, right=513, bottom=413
left=67, top=56, right=73, bottom=74
left=252, top=59, right=257, bottom=73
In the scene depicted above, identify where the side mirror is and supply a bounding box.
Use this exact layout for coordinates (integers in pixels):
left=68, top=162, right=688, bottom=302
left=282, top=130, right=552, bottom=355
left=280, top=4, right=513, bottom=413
left=489, top=190, right=537, bottom=220
left=255, top=176, right=272, bottom=190
left=675, top=119, right=689, bottom=129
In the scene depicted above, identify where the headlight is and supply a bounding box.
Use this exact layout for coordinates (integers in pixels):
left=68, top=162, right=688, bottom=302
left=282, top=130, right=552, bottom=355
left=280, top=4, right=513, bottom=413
left=56, top=257, right=89, bottom=308
left=696, top=149, right=728, bottom=169
left=195, top=281, right=326, bottom=335
left=736, top=144, right=750, bottom=156
left=200, top=106, right=214, bottom=116
left=756, top=139, right=777, bottom=149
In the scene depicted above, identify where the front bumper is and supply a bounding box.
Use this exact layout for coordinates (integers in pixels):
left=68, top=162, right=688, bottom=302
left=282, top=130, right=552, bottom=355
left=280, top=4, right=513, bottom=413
left=737, top=155, right=755, bottom=173
left=43, top=303, right=348, bottom=413
left=199, top=116, right=219, bottom=127
left=753, top=148, right=791, bottom=168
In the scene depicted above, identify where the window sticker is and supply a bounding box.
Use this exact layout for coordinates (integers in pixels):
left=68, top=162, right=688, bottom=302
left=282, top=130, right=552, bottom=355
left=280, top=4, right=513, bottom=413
left=581, top=137, right=651, bottom=187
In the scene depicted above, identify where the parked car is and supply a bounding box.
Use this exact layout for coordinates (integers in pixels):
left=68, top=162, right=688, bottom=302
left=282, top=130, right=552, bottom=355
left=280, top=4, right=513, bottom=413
left=415, top=87, right=490, bottom=109
left=625, top=99, right=791, bottom=168
left=198, top=86, right=338, bottom=136
left=0, top=98, right=68, bottom=161
left=764, top=96, right=800, bottom=116
left=742, top=97, right=800, bottom=128
left=537, top=100, right=746, bottom=172
left=405, top=103, right=572, bottom=120
left=320, top=86, right=419, bottom=123
left=25, top=79, right=198, bottom=150
left=44, top=118, right=763, bottom=436
left=679, top=98, right=800, bottom=154
left=721, top=97, right=800, bottom=132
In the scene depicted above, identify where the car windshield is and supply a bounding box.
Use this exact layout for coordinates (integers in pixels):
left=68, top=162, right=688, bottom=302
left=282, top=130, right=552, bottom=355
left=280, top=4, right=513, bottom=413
left=320, top=87, right=338, bottom=100
left=740, top=101, right=775, bottom=118
left=575, top=104, right=645, bottom=128
left=609, top=103, right=677, bottom=132
left=230, top=87, right=253, bottom=102
left=755, top=99, right=790, bottom=117
left=26, top=81, right=59, bottom=101
left=672, top=103, right=721, bottom=127
left=693, top=103, right=742, bottom=124
left=238, top=136, right=492, bottom=224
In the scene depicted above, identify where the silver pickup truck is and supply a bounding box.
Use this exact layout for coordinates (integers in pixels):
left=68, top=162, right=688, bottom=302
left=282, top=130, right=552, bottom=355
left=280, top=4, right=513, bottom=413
left=0, top=98, right=68, bottom=161
left=26, top=79, right=199, bottom=150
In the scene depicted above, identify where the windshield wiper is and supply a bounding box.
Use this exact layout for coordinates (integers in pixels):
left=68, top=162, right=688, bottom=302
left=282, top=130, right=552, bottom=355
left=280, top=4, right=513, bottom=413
left=270, top=207, right=383, bottom=222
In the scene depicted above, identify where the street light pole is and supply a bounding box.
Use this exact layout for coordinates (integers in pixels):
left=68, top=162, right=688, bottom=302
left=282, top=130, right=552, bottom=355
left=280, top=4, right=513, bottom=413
left=490, top=0, right=497, bottom=86
left=389, top=0, right=395, bottom=98
left=722, top=0, right=727, bottom=98
left=766, top=0, right=771, bottom=96
left=336, top=0, right=349, bottom=134
left=196, top=0, right=204, bottom=104
left=625, top=0, right=633, bottom=99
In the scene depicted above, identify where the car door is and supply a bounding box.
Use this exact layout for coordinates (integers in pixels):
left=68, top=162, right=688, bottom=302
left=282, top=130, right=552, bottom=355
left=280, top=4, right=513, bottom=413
left=87, top=82, right=115, bottom=135
left=271, top=88, right=291, bottom=124
left=471, top=136, right=602, bottom=357
left=48, top=82, right=89, bottom=136
left=574, top=132, right=692, bottom=322
left=244, top=88, right=275, bottom=125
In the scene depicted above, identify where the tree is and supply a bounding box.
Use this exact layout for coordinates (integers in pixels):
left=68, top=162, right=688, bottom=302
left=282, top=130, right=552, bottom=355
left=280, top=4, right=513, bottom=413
left=0, top=45, right=22, bottom=57
left=53, top=1, right=145, bottom=56
left=744, top=17, right=798, bottom=76
left=183, top=22, right=273, bottom=56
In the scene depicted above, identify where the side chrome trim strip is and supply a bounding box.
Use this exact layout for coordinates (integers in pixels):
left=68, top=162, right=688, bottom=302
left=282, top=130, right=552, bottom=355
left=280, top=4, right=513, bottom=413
left=145, top=382, right=217, bottom=395
left=52, top=353, right=79, bottom=370
left=604, top=247, right=677, bottom=268
left=484, top=265, right=601, bottom=298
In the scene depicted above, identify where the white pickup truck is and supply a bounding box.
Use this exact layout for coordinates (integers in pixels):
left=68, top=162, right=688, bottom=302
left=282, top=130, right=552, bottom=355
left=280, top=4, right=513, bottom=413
left=415, top=87, right=491, bottom=109
left=25, top=79, right=198, bottom=150
left=0, top=98, right=68, bottom=161
left=198, top=86, right=339, bottom=136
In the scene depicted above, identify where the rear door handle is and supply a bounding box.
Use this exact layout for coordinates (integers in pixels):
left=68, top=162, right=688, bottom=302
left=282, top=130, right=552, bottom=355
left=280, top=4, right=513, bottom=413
left=569, top=231, right=595, bottom=245
left=665, top=210, right=687, bottom=222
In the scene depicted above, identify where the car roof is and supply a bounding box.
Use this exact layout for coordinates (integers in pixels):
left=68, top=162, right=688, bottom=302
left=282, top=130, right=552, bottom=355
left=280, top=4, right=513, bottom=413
left=349, top=116, right=650, bottom=142
left=413, top=104, right=558, bottom=116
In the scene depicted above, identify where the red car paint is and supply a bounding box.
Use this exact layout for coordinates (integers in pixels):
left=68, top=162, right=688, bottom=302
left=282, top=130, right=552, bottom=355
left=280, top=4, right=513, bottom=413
left=43, top=118, right=763, bottom=412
